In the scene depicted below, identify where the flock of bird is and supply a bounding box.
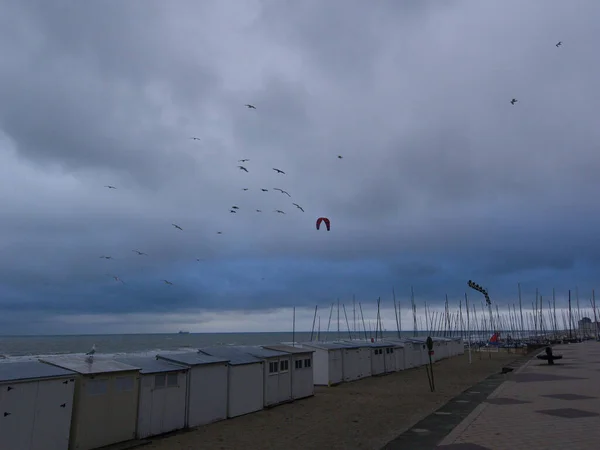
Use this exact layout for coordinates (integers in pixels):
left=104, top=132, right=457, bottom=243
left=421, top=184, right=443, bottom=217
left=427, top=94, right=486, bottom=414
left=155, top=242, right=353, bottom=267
left=98, top=39, right=564, bottom=287
left=100, top=103, right=340, bottom=287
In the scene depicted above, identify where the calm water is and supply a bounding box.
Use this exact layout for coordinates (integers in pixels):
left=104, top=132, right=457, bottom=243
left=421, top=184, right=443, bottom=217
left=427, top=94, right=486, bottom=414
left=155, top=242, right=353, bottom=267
left=0, top=331, right=428, bottom=361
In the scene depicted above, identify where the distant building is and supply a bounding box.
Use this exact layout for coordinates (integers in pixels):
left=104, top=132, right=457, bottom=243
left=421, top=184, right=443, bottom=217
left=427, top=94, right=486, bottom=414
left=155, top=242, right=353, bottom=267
left=578, top=317, right=599, bottom=336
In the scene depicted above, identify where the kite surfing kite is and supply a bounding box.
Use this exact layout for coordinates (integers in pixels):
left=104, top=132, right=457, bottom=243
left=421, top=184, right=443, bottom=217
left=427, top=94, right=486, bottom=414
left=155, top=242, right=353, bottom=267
left=316, top=217, right=331, bottom=231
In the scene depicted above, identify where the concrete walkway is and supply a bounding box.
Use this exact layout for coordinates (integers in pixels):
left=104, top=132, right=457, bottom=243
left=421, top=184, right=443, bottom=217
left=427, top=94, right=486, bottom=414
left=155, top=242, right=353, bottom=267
left=438, top=341, right=600, bottom=450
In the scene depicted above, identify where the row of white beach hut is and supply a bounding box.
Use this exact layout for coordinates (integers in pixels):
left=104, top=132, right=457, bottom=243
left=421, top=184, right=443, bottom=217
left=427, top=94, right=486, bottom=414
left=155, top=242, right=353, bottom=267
left=0, top=337, right=462, bottom=450
left=0, top=343, right=315, bottom=450
left=296, top=336, right=464, bottom=386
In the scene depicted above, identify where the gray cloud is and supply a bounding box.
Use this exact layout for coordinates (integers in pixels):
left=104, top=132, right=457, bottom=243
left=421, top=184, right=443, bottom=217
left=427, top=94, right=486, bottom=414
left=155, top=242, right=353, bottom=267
left=1, top=0, right=600, bottom=333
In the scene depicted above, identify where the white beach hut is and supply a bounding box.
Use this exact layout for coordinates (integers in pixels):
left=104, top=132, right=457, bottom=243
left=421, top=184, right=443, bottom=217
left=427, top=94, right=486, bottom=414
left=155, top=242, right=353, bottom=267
left=41, top=356, right=140, bottom=450
left=382, top=340, right=406, bottom=371
left=115, top=356, right=188, bottom=438
left=0, top=361, right=76, bottom=450
left=198, top=347, right=264, bottom=418
left=451, top=337, right=465, bottom=355
left=341, top=340, right=393, bottom=376
left=433, top=337, right=452, bottom=359
left=234, top=346, right=292, bottom=407
left=262, top=344, right=314, bottom=400
left=406, top=338, right=433, bottom=365
left=156, top=352, right=228, bottom=427
left=384, top=338, right=417, bottom=369
left=296, top=342, right=344, bottom=386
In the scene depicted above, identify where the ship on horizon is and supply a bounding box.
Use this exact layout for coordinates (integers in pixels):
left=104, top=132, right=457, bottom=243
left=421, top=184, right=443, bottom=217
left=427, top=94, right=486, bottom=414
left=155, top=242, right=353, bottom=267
left=178, top=330, right=190, bottom=334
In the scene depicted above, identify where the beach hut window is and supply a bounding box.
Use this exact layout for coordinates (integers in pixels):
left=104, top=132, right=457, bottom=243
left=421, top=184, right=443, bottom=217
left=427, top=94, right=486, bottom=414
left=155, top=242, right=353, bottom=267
left=268, top=361, right=279, bottom=374
left=280, top=359, right=289, bottom=372
left=303, top=358, right=311, bottom=368
left=154, top=374, right=166, bottom=388
left=86, top=379, right=108, bottom=396
left=116, top=376, right=134, bottom=392
left=167, top=373, right=178, bottom=387
left=390, top=348, right=394, bottom=353
left=295, top=360, right=302, bottom=370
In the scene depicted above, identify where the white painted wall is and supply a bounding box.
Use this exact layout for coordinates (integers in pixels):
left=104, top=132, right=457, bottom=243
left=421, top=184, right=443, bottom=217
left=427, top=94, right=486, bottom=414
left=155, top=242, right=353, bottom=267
left=311, top=348, right=330, bottom=386
left=228, top=363, right=263, bottom=418
left=276, top=356, right=292, bottom=404
left=356, top=348, right=372, bottom=379
left=137, top=371, right=187, bottom=438
left=370, top=348, right=386, bottom=375
left=188, top=363, right=227, bottom=426
left=342, top=348, right=361, bottom=382
left=0, top=377, right=75, bottom=450
left=383, top=347, right=396, bottom=373
left=290, top=353, right=314, bottom=399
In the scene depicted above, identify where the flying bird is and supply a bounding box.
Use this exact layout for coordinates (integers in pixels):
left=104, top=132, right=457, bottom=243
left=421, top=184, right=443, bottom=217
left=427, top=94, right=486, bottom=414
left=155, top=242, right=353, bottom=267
left=242, top=188, right=249, bottom=191
left=162, top=280, right=173, bottom=286
left=231, top=206, right=239, bottom=209
left=293, top=203, right=304, bottom=212
left=274, top=188, right=291, bottom=197
left=272, top=168, right=285, bottom=174
left=256, top=209, right=262, bottom=213
left=104, top=185, right=117, bottom=189
left=275, top=210, right=286, bottom=214
left=99, top=255, right=112, bottom=260
left=132, top=250, right=147, bottom=256
left=510, top=98, right=518, bottom=105
left=337, top=155, right=343, bottom=159
left=86, top=344, right=96, bottom=356
left=217, top=231, right=223, bottom=234
left=238, top=166, right=249, bottom=172
left=112, top=275, right=124, bottom=284
left=245, top=104, right=256, bottom=109
left=230, top=210, right=237, bottom=213
left=556, top=41, right=562, bottom=47
left=172, top=224, right=183, bottom=231
left=261, top=188, right=269, bottom=192
left=190, top=137, right=201, bottom=141
left=239, top=159, right=250, bottom=163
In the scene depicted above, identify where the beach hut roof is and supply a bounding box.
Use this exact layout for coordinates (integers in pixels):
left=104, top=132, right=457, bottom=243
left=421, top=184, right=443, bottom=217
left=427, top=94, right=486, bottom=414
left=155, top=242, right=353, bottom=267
left=0, top=361, right=75, bottom=383
left=262, top=344, right=315, bottom=354
left=340, top=340, right=392, bottom=348
left=234, top=345, right=289, bottom=358
left=301, top=341, right=359, bottom=350
left=40, top=356, right=139, bottom=375
left=381, top=339, right=406, bottom=347
left=159, top=352, right=228, bottom=367
left=115, top=356, right=187, bottom=374
left=199, top=346, right=263, bottom=366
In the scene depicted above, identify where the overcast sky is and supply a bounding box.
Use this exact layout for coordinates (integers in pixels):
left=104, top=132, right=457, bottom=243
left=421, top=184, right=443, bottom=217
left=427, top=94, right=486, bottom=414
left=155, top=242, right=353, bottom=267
left=1, top=0, right=599, bottom=335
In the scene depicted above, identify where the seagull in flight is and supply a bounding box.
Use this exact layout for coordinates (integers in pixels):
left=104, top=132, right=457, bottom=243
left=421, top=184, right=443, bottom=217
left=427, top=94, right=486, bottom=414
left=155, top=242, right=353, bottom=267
left=292, top=203, right=304, bottom=212
left=190, top=137, right=201, bottom=141
left=112, top=275, right=124, bottom=284
left=217, top=231, right=223, bottom=234
left=556, top=41, right=562, bottom=47
left=256, top=209, right=262, bottom=213
left=231, top=206, right=239, bottom=209
left=132, top=250, right=147, bottom=256
left=86, top=344, right=96, bottom=356
left=238, top=166, right=249, bottom=172
left=162, top=280, right=173, bottom=286
left=100, top=255, right=113, bottom=260
left=230, top=210, right=237, bottom=213
left=261, top=188, right=269, bottom=192
left=510, top=98, right=518, bottom=105
left=273, top=168, right=285, bottom=174
left=274, top=188, right=291, bottom=197
left=274, top=210, right=286, bottom=214
left=337, top=155, right=343, bottom=159
left=242, top=188, right=249, bottom=191
left=104, top=185, right=117, bottom=189
left=245, top=104, right=256, bottom=109
left=239, top=159, right=250, bottom=163
left=172, top=224, right=183, bottom=231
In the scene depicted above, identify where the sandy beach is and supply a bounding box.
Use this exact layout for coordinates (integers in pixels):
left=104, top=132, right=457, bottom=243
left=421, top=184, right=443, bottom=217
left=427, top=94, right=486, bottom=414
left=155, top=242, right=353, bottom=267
left=144, top=350, right=528, bottom=450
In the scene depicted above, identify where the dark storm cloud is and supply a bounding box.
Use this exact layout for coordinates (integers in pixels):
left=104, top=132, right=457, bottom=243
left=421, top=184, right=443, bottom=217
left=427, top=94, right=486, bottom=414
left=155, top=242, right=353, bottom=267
left=1, top=0, right=600, bottom=334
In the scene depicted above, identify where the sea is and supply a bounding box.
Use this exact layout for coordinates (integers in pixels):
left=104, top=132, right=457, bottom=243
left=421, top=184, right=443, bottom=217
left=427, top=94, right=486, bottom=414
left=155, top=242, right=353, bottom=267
left=0, top=331, right=426, bottom=362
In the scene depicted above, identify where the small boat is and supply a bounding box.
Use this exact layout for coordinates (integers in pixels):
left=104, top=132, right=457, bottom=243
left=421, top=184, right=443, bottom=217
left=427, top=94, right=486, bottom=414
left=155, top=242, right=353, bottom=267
left=178, top=330, right=190, bottom=334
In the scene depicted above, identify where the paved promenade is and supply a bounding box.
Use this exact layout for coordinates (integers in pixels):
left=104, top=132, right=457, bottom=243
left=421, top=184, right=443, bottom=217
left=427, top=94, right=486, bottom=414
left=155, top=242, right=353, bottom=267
left=438, top=341, right=600, bottom=450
